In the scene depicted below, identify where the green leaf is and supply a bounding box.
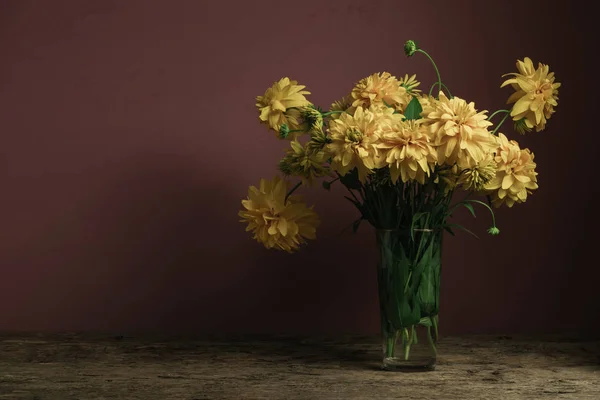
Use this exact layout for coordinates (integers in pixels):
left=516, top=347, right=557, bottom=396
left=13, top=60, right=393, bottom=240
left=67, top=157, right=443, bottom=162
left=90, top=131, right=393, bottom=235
left=403, top=96, right=423, bottom=120
left=419, top=317, right=432, bottom=327
left=444, top=223, right=479, bottom=239
left=462, top=203, right=476, bottom=218
left=444, top=226, right=455, bottom=236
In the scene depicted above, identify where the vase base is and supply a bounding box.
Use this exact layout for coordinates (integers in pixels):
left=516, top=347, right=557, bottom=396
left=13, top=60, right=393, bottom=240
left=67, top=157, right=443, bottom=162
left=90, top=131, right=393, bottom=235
left=382, top=357, right=436, bottom=372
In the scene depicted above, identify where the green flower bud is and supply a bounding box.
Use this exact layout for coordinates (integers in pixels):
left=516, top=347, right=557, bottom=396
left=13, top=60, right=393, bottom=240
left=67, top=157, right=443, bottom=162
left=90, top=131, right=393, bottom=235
left=487, top=226, right=500, bottom=236
left=514, top=118, right=532, bottom=135
left=404, top=40, right=418, bottom=57
left=279, top=124, right=290, bottom=139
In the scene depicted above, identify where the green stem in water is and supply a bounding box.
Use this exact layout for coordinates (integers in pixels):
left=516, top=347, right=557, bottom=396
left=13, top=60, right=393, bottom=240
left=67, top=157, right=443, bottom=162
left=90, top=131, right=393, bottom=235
left=427, top=326, right=438, bottom=357
left=386, top=336, right=395, bottom=358
left=403, top=328, right=412, bottom=361
left=491, top=112, right=511, bottom=136
left=416, top=49, right=442, bottom=98
left=284, top=181, right=302, bottom=203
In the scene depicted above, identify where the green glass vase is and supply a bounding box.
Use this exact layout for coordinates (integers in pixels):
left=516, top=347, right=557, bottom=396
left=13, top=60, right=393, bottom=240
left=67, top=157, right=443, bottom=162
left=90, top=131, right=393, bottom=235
left=375, top=228, right=442, bottom=371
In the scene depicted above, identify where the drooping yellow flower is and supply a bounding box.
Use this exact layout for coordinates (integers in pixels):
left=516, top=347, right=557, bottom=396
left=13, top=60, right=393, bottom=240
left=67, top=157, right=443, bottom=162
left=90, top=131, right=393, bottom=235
left=378, top=119, right=437, bottom=184
left=239, top=176, right=320, bottom=252
left=421, top=92, right=497, bottom=169
left=457, top=153, right=497, bottom=192
left=501, top=57, right=560, bottom=132
left=326, top=106, right=393, bottom=182
left=351, top=72, right=410, bottom=111
left=484, top=133, right=538, bottom=207
left=279, top=140, right=330, bottom=186
left=256, top=77, right=311, bottom=136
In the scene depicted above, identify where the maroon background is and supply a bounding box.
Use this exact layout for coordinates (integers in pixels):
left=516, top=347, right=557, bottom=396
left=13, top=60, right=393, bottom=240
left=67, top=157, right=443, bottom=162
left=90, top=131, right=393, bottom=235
left=1, top=0, right=597, bottom=336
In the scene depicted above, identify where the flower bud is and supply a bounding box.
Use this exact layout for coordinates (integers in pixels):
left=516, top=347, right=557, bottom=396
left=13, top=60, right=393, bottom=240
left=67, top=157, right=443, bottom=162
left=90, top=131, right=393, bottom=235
left=404, top=40, right=417, bottom=57
left=279, top=124, right=290, bottom=139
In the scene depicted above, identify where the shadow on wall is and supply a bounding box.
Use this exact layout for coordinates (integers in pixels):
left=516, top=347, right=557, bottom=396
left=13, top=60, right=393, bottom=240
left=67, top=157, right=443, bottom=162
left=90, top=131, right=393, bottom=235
left=58, top=152, right=269, bottom=334
left=0, top=150, right=378, bottom=334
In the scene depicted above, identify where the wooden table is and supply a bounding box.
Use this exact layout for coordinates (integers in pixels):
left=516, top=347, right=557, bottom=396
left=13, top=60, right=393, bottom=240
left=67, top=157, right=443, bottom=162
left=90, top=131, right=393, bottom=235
left=1, top=333, right=598, bottom=399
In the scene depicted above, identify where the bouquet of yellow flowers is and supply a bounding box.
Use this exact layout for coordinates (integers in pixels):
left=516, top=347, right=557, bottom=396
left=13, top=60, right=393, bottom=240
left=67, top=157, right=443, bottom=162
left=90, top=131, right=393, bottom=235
left=239, top=40, right=560, bottom=370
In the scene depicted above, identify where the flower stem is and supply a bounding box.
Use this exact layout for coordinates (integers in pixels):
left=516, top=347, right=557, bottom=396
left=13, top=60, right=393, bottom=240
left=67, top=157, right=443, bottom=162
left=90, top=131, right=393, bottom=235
left=429, top=82, right=453, bottom=98
left=416, top=49, right=442, bottom=98
left=285, top=181, right=302, bottom=203
left=386, top=336, right=395, bottom=358
left=463, top=199, right=498, bottom=230
left=488, top=109, right=511, bottom=120
left=321, top=110, right=344, bottom=117
left=491, top=112, right=511, bottom=136
left=427, top=326, right=438, bottom=357
left=403, top=328, right=412, bottom=360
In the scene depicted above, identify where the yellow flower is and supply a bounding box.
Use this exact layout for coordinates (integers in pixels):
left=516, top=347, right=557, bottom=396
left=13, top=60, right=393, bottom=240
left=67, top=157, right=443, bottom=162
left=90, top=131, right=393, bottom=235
left=457, top=153, right=497, bottom=191
left=239, top=176, right=320, bottom=252
left=279, top=140, right=330, bottom=186
left=378, top=120, right=437, bottom=184
left=399, top=74, right=421, bottom=93
left=326, top=106, right=392, bottom=182
left=306, top=128, right=331, bottom=152
left=501, top=57, right=560, bottom=132
left=435, top=164, right=460, bottom=195
left=301, top=105, right=324, bottom=133
left=256, top=77, right=311, bottom=136
left=351, top=72, right=410, bottom=110
left=413, top=92, right=435, bottom=110
left=484, top=133, right=538, bottom=207
left=329, top=95, right=355, bottom=119
left=421, top=92, right=497, bottom=169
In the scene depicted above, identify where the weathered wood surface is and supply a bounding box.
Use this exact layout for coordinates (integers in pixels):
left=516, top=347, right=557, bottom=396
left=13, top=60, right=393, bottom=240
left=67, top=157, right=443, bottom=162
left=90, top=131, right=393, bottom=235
left=0, top=333, right=598, bottom=399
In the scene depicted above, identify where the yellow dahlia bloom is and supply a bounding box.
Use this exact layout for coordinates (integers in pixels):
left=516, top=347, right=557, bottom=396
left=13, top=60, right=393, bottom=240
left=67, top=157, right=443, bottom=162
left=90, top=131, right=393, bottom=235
left=501, top=57, right=560, bottom=132
left=351, top=72, right=410, bottom=111
left=414, top=92, right=435, bottom=110
left=326, top=106, right=393, bottom=182
left=399, top=74, right=421, bottom=93
left=484, top=133, right=538, bottom=208
left=279, top=140, right=330, bottom=186
left=421, top=92, right=497, bottom=169
left=378, top=120, right=437, bottom=184
left=239, top=176, right=320, bottom=252
left=457, top=153, right=497, bottom=192
left=256, top=77, right=311, bottom=135
left=301, top=105, right=324, bottom=134
left=329, top=95, right=355, bottom=119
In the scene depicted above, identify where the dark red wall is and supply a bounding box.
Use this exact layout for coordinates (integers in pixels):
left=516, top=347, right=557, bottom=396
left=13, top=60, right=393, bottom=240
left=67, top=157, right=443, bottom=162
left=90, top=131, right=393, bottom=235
left=1, top=0, right=597, bottom=335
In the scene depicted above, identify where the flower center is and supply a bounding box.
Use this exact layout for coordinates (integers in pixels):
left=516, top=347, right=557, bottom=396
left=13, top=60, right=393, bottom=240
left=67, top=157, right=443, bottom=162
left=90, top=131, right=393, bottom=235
left=346, top=128, right=363, bottom=143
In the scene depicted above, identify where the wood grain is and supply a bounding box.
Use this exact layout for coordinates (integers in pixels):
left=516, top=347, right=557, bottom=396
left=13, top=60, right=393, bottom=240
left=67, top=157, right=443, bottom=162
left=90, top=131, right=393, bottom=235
left=1, top=333, right=599, bottom=399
